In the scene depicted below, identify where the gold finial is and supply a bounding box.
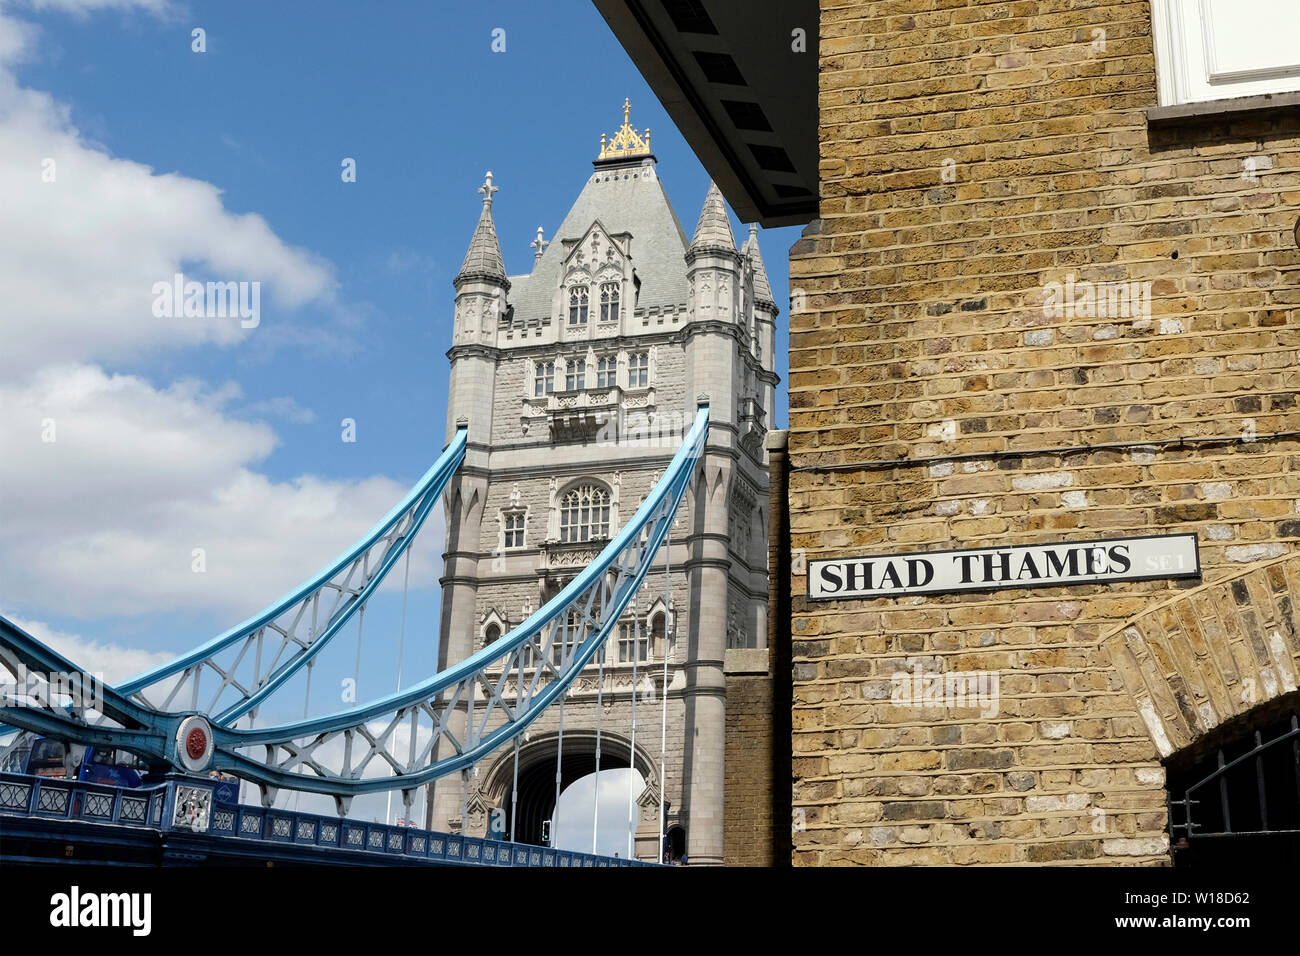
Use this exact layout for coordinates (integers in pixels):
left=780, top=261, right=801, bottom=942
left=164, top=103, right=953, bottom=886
left=598, top=98, right=652, bottom=161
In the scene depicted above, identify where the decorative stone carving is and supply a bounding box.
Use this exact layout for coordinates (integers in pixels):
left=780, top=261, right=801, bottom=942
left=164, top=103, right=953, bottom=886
left=172, top=785, right=211, bottom=832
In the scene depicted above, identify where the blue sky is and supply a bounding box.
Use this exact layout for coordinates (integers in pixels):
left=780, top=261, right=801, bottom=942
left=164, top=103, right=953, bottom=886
left=0, top=0, right=794, bottom=836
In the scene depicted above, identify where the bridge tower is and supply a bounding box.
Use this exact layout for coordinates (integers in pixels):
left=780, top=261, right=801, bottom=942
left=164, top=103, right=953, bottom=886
left=429, top=103, right=777, bottom=865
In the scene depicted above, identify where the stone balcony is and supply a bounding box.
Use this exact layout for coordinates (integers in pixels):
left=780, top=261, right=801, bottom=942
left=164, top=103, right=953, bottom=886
left=521, top=387, right=621, bottom=442
left=538, top=537, right=609, bottom=572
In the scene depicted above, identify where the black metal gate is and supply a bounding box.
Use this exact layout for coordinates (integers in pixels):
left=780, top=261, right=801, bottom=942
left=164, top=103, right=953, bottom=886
left=1167, top=704, right=1300, bottom=867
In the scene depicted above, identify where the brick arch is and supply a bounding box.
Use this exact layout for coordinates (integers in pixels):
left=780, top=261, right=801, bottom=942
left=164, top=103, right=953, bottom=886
left=1102, top=552, right=1300, bottom=758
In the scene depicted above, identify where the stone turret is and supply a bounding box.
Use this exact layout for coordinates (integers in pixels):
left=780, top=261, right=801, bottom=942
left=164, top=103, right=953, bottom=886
left=447, top=171, right=508, bottom=445
left=453, top=171, right=510, bottom=350
left=433, top=107, right=777, bottom=867
left=742, top=223, right=779, bottom=421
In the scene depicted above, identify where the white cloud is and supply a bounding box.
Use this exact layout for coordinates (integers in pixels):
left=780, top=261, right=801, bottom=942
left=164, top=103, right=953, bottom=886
left=0, top=3, right=438, bottom=622
left=1, top=610, right=172, bottom=684
left=555, top=768, right=644, bottom=857
left=0, top=3, right=336, bottom=377
left=0, top=364, right=444, bottom=619
left=0, top=2, right=461, bottom=828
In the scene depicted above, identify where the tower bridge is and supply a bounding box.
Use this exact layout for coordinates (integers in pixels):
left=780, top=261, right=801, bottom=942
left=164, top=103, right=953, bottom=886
left=431, top=102, right=777, bottom=865
left=0, top=103, right=776, bottom=868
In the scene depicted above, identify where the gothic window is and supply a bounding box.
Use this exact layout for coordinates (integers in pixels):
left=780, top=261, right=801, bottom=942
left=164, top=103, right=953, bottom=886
left=726, top=605, right=749, bottom=650
left=565, top=358, right=587, bottom=391
left=553, top=610, right=581, bottom=665
left=650, top=612, right=667, bottom=659
left=596, top=355, right=616, bottom=388
left=730, top=480, right=756, bottom=559
left=599, top=282, right=620, bottom=322
left=560, top=484, right=610, bottom=543
left=618, top=620, right=649, bottom=663
left=628, top=351, right=649, bottom=388
left=730, top=503, right=752, bottom=559
left=534, top=361, right=555, bottom=396
left=503, top=511, right=526, bottom=549
left=568, top=285, right=589, bottom=325
left=483, top=623, right=501, bottom=650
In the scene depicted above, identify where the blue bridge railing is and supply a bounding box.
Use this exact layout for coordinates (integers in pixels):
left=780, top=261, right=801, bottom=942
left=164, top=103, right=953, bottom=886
left=0, top=772, right=655, bottom=868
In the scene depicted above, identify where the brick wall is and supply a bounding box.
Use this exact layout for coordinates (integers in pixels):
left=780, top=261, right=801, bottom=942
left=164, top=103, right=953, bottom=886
left=724, top=648, right=774, bottom=865
left=787, top=0, right=1300, bottom=865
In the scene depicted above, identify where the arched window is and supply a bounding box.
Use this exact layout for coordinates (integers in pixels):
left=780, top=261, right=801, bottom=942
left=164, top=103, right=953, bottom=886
left=665, top=825, right=687, bottom=864
left=599, top=282, right=620, bottom=322
left=560, top=484, right=610, bottom=543
left=483, top=623, right=501, bottom=649
left=650, top=612, right=666, bottom=659
left=568, top=285, right=589, bottom=325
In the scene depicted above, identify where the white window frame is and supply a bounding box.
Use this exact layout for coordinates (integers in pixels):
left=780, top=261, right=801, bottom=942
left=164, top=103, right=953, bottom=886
left=568, top=285, right=589, bottom=326
left=617, top=620, right=650, bottom=663
left=628, top=350, right=650, bottom=389
left=502, top=510, right=526, bottom=549
left=1152, top=0, right=1300, bottom=107
left=559, top=483, right=611, bottom=543
left=599, top=281, right=621, bottom=323
left=534, top=360, right=555, bottom=397
left=596, top=354, right=616, bottom=388
left=565, top=358, right=586, bottom=392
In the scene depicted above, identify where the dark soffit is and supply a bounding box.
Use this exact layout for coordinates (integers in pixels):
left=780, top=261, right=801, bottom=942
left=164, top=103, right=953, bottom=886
left=593, top=0, right=819, bottom=227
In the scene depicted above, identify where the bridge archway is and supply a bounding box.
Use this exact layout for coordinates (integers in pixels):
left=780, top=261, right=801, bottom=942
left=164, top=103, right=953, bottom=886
left=481, top=730, right=660, bottom=849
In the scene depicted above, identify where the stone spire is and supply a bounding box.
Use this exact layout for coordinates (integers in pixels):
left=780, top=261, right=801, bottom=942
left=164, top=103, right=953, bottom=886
left=743, top=223, right=775, bottom=307
left=690, top=181, right=736, bottom=252
left=456, top=171, right=507, bottom=287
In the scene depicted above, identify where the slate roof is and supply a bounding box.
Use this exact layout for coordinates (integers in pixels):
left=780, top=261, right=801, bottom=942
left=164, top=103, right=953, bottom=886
left=743, top=223, right=775, bottom=307
left=456, top=200, right=508, bottom=285
left=690, top=181, right=736, bottom=251
left=506, top=160, right=692, bottom=319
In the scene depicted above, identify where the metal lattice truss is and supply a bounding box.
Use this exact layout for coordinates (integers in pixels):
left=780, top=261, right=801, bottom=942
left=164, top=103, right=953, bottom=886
left=0, top=617, right=169, bottom=766
left=207, top=406, right=709, bottom=799
left=0, top=407, right=708, bottom=804
left=114, top=428, right=467, bottom=727
left=0, top=429, right=465, bottom=744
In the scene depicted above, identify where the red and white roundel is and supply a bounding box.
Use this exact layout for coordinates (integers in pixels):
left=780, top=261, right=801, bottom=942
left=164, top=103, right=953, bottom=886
left=176, top=715, right=214, bottom=772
